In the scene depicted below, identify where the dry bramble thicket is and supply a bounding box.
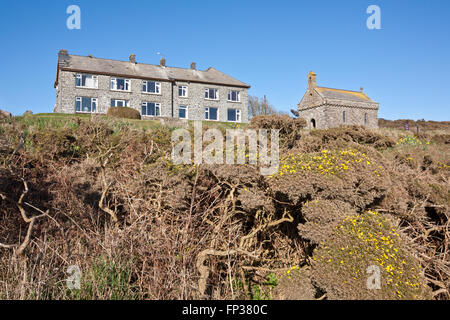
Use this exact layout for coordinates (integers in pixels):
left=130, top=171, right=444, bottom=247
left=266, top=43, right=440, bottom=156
left=0, top=114, right=448, bottom=300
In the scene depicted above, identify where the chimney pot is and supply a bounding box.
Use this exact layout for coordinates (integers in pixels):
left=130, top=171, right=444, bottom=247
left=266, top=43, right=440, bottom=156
left=360, top=87, right=364, bottom=92
left=129, top=54, right=136, bottom=64
left=190, top=62, right=196, bottom=70
left=160, top=57, right=166, bottom=67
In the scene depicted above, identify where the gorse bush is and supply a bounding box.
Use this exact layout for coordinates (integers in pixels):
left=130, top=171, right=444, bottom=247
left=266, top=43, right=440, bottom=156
left=310, top=125, right=396, bottom=150
left=272, top=148, right=384, bottom=178
left=0, top=115, right=448, bottom=300
left=311, top=210, right=431, bottom=300
left=250, top=114, right=307, bottom=148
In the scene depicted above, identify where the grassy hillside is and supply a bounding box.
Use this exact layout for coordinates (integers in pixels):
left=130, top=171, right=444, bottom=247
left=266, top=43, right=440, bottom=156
left=0, top=114, right=448, bottom=300
left=14, top=113, right=247, bottom=131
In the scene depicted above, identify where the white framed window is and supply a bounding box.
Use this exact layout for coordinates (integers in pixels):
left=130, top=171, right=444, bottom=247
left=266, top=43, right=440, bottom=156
left=75, top=97, right=97, bottom=113
left=76, top=74, right=98, bottom=89
left=205, top=88, right=219, bottom=100
left=178, top=105, right=188, bottom=119
left=178, top=85, right=188, bottom=97
left=111, top=99, right=130, bottom=107
left=110, top=77, right=130, bottom=91
left=227, top=90, right=240, bottom=102
left=142, top=102, right=161, bottom=116
left=205, top=107, right=218, bottom=121
left=142, top=81, right=161, bottom=94
left=227, top=108, right=241, bottom=122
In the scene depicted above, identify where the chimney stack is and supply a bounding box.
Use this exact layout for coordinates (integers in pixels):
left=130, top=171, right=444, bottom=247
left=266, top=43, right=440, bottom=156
left=307, top=71, right=317, bottom=91
left=58, top=49, right=70, bottom=67
left=190, top=62, right=196, bottom=70
left=360, top=87, right=364, bottom=92
left=129, top=54, right=136, bottom=64
left=160, top=57, right=166, bottom=67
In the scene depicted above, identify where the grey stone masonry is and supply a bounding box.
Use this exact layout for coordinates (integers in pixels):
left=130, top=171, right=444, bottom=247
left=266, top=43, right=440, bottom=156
left=54, top=50, right=250, bottom=123
left=297, top=72, right=379, bottom=129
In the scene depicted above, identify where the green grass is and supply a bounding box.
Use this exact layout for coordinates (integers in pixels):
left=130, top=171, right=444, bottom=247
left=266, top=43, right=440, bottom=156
left=67, top=257, right=139, bottom=300
left=12, top=113, right=248, bottom=132
left=250, top=273, right=279, bottom=300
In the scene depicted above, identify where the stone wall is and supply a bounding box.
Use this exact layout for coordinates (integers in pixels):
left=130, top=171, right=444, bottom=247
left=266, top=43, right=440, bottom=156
left=325, top=105, right=379, bottom=129
left=297, top=87, right=379, bottom=130
left=299, top=104, right=379, bottom=129
left=55, top=70, right=249, bottom=123
left=172, top=81, right=248, bottom=123
left=297, top=105, right=328, bottom=129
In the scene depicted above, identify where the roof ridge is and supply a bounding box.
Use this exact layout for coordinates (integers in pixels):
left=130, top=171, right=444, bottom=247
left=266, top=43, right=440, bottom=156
left=317, top=86, right=363, bottom=94
left=68, top=53, right=206, bottom=72
left=59, top=52, right=251, bottom=88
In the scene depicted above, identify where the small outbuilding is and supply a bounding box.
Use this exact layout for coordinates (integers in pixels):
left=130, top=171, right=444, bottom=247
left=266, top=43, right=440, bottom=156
left=297, top=72, right=379, bottom=129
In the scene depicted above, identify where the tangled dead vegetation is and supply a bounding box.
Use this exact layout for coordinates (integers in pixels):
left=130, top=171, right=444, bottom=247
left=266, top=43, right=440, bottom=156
left=0, top=116, right=448, bottom=300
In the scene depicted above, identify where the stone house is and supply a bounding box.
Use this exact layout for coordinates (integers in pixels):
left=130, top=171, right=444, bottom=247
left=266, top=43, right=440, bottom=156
left=54, top=50, right=250, bottom=123
left=297, top=72, right=379, bottom=129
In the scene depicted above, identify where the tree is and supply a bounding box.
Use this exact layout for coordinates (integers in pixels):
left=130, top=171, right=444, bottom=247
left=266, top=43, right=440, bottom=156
left=248, top=95, right=277, bottom=118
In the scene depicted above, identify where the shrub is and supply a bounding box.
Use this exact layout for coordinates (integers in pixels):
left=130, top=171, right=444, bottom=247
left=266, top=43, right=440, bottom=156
left=250, top=114, right=306, bottom=132
left=379, top=118, right=450, bottom=131
left=311, top=210, right=432, bottom=300
left=431, top=134, right=450, bottom=145
left=311, top=125, right=396, bottom=150
left=0, top=115, right=448, bottom=300
left=250, top=115, right=306, bottom=148
left=107, top=107, right=141, bottom=120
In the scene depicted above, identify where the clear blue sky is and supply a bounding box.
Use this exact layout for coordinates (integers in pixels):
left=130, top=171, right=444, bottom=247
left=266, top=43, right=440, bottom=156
left=0, top=0, right=449, bottom=120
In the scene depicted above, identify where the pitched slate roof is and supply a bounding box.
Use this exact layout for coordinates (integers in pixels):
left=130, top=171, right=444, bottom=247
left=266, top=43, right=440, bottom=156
left=316, top=87, right=373, bottom=102
left=57, top=52, right=250, bottom=88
